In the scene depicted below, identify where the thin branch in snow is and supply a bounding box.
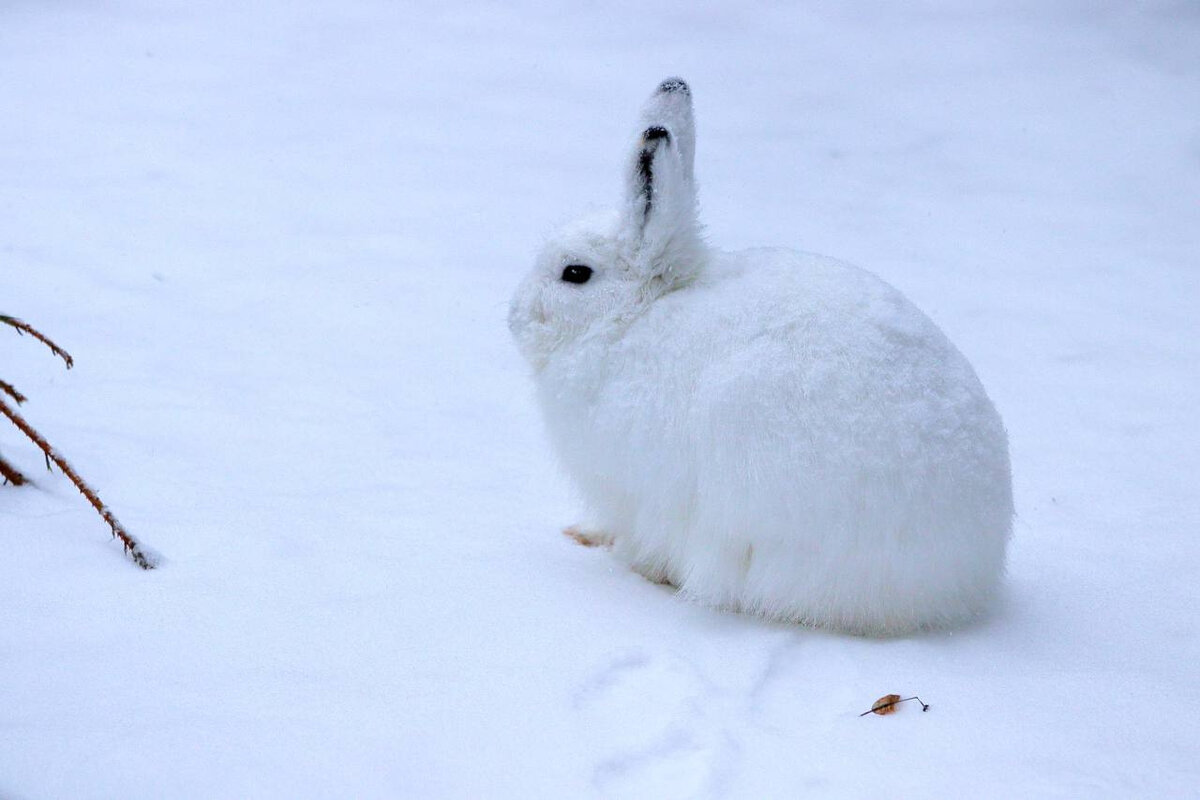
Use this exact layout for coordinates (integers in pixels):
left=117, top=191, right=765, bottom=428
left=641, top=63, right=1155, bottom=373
left=0, top=395, right=157, bottom=569
left=1, top=315, right=75, bottom=368
left=0, top=454, right=27, bottom=486
left=0, top=379, right=27, bottom=404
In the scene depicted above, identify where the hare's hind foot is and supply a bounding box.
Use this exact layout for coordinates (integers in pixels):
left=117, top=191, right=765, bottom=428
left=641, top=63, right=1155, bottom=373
left=563, top=525, right=614, bottom=549
left=631, top=561, right=677, bottom=588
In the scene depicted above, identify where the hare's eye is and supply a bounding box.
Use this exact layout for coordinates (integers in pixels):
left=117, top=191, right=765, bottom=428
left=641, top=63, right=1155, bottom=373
left=561, top=264, right=593, bottom=285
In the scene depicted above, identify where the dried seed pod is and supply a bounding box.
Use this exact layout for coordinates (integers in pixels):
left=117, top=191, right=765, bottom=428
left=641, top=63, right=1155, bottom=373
left=870, top=694, right=903, bottom=715
left=860, top=694, right=930, bottom=716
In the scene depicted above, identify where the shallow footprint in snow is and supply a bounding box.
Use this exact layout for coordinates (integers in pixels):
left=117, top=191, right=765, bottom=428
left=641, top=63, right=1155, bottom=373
left=573, top=649, right=728, bottom=798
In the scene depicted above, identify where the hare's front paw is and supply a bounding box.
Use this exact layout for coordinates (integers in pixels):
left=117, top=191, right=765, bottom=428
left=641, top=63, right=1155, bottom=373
left=563, top=525, right=614, bottom=549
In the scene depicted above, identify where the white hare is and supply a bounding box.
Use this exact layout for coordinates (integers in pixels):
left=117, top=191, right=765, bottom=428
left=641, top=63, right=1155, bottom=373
left=509, top=78, right=1012, bottom=635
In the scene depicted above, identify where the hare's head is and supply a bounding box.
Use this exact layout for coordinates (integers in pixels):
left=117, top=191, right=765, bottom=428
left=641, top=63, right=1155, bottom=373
left=509, top=78, right=709, bottom=369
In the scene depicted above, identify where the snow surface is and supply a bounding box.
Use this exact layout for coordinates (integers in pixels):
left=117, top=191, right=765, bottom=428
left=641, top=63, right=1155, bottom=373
left=2, top=1, right=1198, bottom=797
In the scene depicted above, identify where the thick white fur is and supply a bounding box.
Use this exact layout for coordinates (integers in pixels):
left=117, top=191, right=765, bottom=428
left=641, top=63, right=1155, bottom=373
left=509, top=78, right=1012, bottom=636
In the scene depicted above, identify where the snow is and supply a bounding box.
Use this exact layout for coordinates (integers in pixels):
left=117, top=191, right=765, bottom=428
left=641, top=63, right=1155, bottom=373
left=2, top=1, right=1197, bottom=797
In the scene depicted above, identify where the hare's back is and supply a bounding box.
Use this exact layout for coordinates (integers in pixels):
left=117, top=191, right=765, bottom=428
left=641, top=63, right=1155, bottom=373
left=687, top=247, right=985, bottom=401
left=659, top=247, right=1007, bottom=471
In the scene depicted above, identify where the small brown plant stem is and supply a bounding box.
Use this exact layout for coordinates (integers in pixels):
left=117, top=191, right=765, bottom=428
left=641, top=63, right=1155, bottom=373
left=0, top=396, right=155, bottom=569
left=0, top=315, right=75, bottom=368
left=0, top=379, right=27, bottom=404
left=0, top=454, right=27, bottom=486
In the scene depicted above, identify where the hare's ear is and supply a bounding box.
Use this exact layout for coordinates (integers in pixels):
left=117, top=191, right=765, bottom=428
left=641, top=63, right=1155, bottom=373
left=620, top=78, right=705, bottom=282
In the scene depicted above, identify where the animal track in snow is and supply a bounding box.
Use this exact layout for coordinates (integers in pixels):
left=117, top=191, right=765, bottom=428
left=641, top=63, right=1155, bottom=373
left=573, top=649, right=734, bottom=798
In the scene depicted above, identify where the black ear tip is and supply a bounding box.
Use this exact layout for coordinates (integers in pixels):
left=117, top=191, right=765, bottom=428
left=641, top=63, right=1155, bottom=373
left=641, top=126, right=671, bottom=144
left=657, top=77, right=689, bottom=95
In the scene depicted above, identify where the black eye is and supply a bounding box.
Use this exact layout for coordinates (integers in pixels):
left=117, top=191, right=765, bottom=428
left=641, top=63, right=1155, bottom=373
left=560, top=264, right=593, bottom=284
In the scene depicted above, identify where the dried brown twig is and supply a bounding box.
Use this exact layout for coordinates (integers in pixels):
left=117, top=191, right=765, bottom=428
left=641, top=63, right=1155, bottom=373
left=1, top=315, right=74, bottom=368
left=0, top=396, right=155, bottom=568
left=0, top=454, right=27, bottom=486
left=0, top=379, right=27, bottom=404
left=2, top=315, right=155, bottom=569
